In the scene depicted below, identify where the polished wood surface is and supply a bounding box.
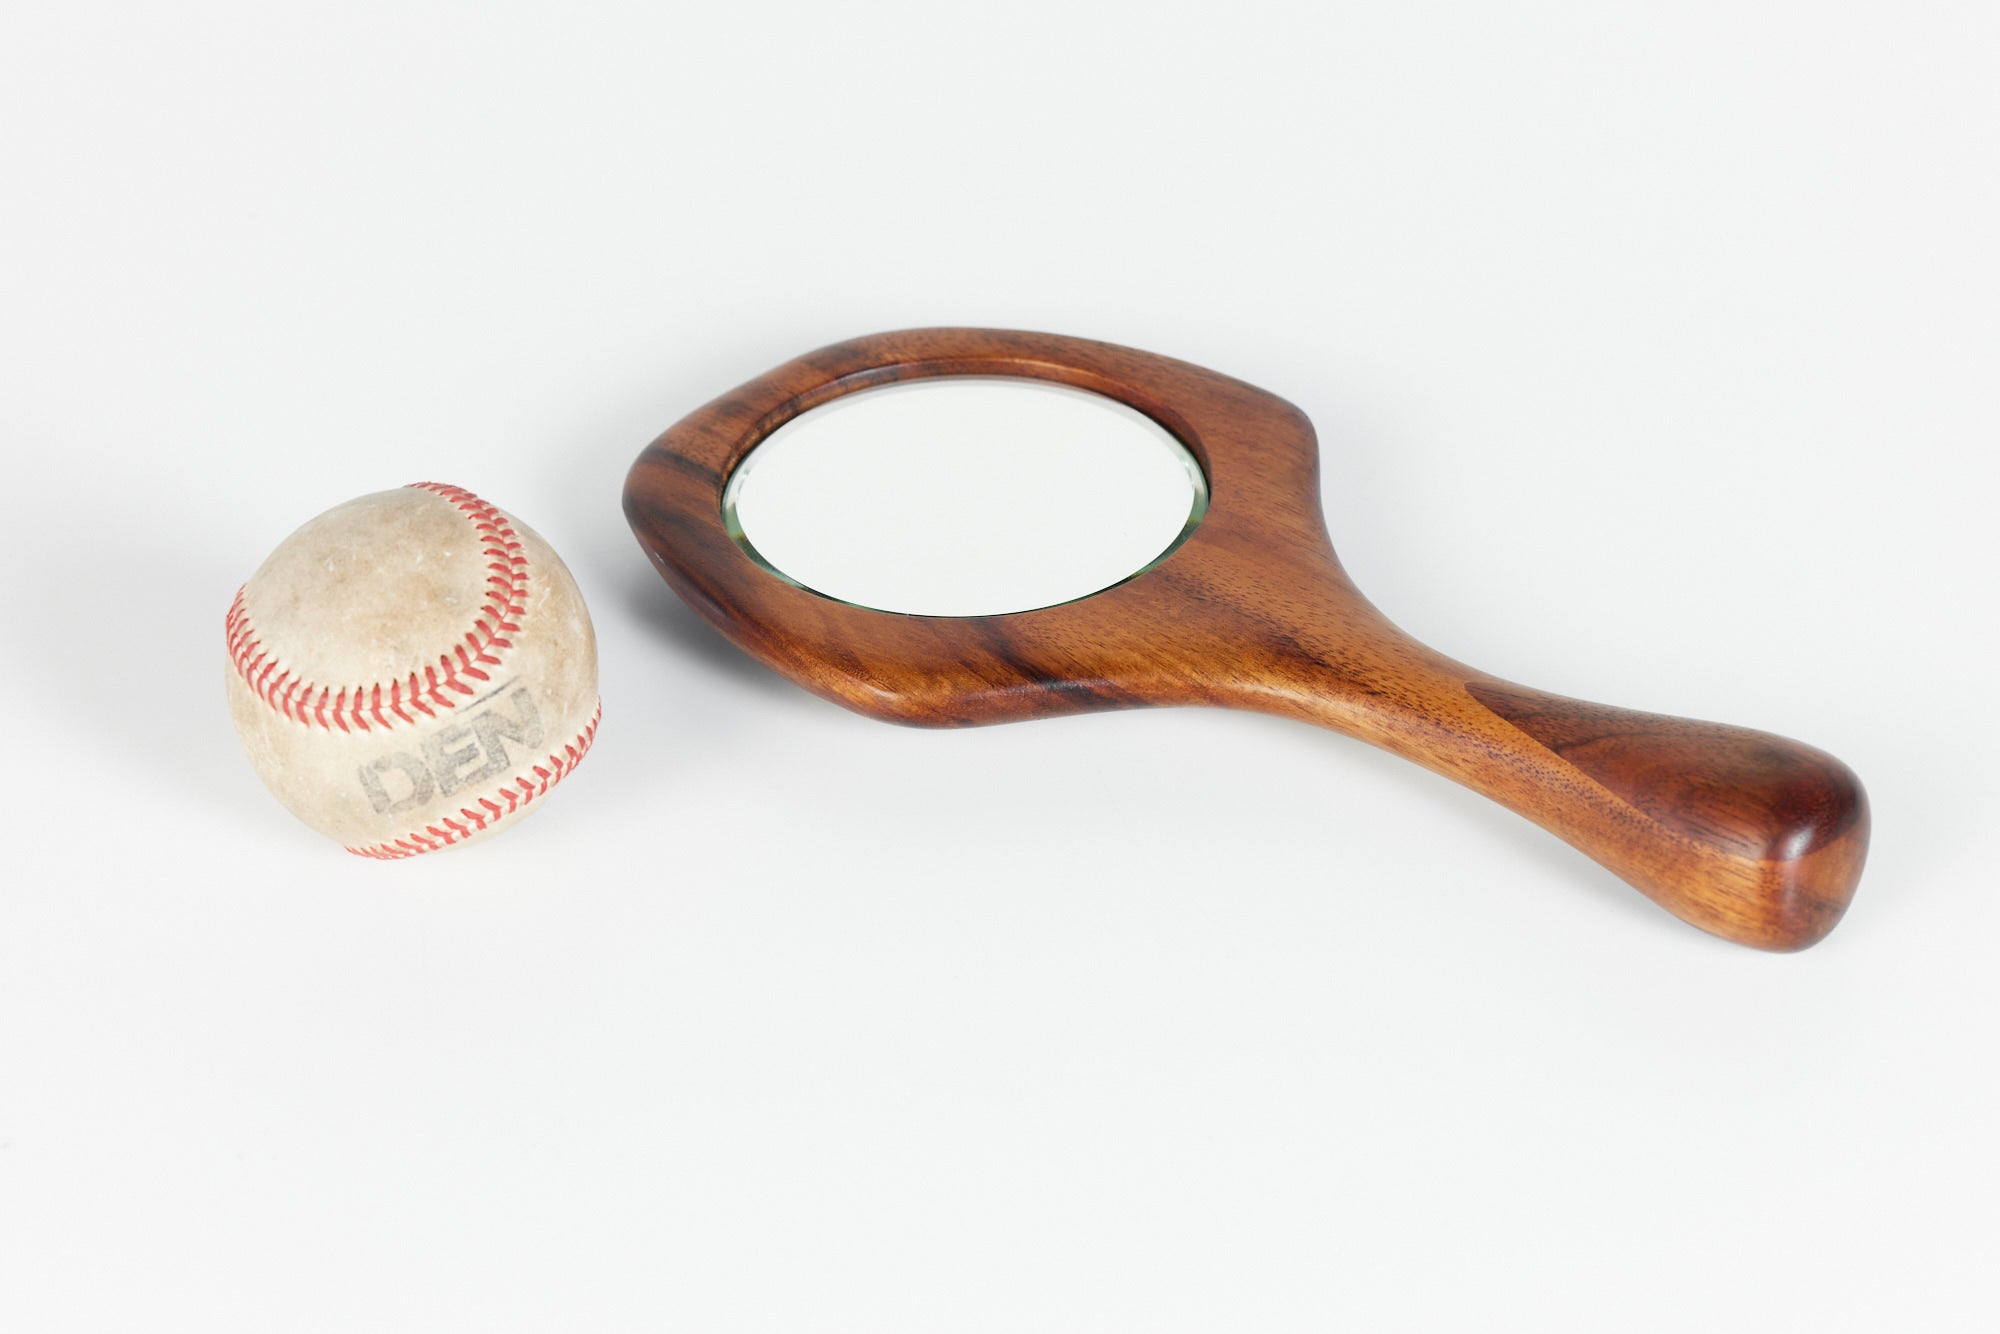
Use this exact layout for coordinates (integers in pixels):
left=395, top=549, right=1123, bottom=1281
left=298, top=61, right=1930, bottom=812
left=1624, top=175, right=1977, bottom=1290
left=624, top=329, right=1868, bottom=950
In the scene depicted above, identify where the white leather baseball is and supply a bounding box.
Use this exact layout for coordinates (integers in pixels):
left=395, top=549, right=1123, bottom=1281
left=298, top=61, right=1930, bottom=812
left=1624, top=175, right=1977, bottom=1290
left=225, top=482, right=600, bottom=857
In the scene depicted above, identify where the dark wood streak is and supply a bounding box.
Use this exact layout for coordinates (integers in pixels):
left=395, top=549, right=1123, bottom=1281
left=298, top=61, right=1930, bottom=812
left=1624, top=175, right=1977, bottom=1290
left=624, top=328, right=1869, bottom=951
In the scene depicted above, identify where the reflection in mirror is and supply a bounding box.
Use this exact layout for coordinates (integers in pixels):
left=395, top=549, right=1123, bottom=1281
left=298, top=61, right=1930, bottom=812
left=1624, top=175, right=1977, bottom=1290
left=723, top=379, right=1207, bottom=616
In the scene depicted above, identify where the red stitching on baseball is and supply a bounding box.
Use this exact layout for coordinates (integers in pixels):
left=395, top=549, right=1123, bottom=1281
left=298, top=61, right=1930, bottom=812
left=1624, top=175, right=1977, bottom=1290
left=344, top=703, right=602, bottom=860
left=225, top=482, right=529, bottom=733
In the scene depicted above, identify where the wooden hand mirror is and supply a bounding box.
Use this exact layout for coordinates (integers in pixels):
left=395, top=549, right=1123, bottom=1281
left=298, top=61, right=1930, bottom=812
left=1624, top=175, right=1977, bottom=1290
left=624, top=329, right=1868, bottom=950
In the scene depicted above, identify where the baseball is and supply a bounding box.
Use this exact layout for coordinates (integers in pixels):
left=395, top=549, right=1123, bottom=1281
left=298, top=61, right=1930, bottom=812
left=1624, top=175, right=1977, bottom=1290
left=225, top=482, right=600, bottom=858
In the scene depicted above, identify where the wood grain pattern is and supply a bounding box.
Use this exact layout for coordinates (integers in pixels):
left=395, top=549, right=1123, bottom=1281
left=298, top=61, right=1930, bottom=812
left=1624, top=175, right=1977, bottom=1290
left=623, top=328, right=1868, bottom=951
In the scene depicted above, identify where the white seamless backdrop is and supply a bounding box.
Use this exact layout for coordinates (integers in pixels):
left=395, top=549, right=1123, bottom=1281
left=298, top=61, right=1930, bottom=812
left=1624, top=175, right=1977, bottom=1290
left=1, top=3, right=1994, bottom=1332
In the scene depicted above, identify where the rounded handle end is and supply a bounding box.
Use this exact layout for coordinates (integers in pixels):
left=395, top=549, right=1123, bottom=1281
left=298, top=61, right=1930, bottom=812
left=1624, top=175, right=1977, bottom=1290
left=1466, top=681, right=1870, bottom=951
left=1685, top=744, right=1869, bottom=952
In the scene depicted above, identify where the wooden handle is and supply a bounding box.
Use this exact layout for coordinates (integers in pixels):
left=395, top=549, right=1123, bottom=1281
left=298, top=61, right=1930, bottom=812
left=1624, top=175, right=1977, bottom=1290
left=1464, top=682, right=1867, bottom=949
left=1200, top=584, right=1870, bottom=951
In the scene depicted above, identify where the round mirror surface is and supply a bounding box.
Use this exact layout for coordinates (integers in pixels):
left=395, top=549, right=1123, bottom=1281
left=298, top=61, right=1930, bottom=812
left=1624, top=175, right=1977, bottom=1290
left=723, top=378, right=1208, bottom=616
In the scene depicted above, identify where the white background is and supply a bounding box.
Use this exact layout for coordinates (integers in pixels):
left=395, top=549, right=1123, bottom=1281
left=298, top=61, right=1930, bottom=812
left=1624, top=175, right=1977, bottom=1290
left=3, top=3, right=1995, bottom=1330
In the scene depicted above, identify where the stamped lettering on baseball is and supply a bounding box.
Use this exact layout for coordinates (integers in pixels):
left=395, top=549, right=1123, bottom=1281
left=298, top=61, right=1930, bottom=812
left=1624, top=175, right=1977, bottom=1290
left=357, top=686, right=546, bottom=814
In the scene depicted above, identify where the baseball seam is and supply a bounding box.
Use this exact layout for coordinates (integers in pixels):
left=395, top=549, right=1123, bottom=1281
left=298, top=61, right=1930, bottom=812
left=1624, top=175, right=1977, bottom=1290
left=225, top=482, right=528, bottom=734
left=344, top=702, right=602, bottom=859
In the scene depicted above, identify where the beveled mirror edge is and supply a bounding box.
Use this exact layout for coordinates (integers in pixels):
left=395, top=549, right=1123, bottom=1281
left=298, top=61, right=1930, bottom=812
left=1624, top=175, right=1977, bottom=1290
left=717, top=376, right=1214, bottom=619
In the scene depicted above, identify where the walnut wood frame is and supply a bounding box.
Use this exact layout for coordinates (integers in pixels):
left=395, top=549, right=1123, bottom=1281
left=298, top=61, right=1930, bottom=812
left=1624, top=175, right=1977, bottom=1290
left=624, top=328, right=1868, bottom=950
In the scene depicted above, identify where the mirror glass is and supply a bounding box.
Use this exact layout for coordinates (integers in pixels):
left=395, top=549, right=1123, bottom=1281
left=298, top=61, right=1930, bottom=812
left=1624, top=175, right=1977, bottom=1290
left=724, top=379, right=1208, bottom=616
